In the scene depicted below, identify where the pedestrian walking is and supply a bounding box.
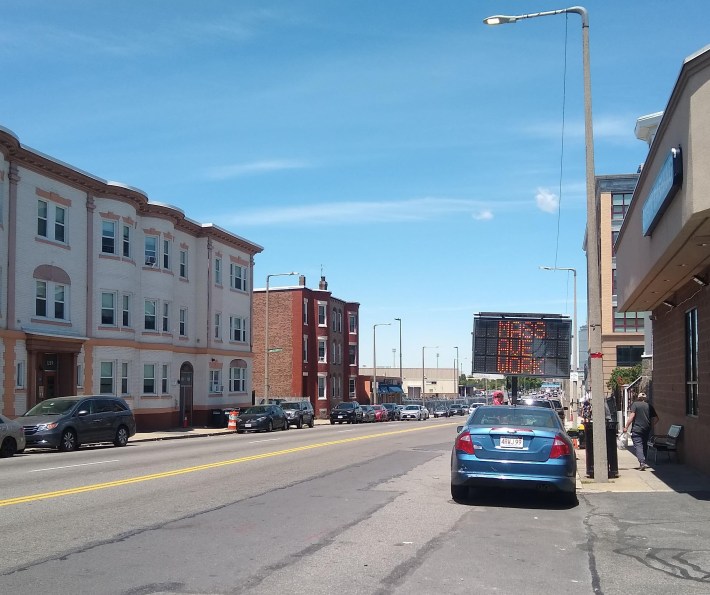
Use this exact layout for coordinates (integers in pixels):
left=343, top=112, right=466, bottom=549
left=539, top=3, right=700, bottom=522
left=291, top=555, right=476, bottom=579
left=492, top=391, right=504, bottom=406
left=623, top=392, right=658, bottom=470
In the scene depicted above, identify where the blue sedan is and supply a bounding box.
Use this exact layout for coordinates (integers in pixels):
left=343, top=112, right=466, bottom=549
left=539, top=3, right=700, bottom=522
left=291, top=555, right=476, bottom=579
left=451, top=405, right=577, bottom=504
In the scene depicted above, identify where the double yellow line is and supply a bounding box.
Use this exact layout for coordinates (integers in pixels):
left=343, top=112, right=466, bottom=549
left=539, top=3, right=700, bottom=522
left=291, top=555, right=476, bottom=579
left=1, top=423, right=455, bottom=507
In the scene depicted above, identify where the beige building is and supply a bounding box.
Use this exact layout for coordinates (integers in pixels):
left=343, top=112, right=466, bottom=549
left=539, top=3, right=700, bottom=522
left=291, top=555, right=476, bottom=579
left=359, top=367, right=459, bottom=399
left=615, top=45, right=710, bottom=475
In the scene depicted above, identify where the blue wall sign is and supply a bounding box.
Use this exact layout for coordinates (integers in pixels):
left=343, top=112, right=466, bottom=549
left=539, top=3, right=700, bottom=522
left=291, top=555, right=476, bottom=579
left=642, top=147, right=683, bottom=236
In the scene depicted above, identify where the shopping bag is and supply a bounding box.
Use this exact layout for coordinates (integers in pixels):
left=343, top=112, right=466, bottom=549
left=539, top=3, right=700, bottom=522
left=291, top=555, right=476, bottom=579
left=617, top=431, right=628, bottom=450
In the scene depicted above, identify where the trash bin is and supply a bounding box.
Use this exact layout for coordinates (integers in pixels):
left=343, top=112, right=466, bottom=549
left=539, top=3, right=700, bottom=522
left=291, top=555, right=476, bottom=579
left=584, top=421, right=620, bottom=478
left=211, top=409, right=226, bottom=428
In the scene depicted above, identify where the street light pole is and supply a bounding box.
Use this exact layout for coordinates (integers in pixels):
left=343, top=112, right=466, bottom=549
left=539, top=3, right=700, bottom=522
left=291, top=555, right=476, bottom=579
left=541, top=266, right=579, bottom=425
left=421, top=345, right=438, bottom=400
left=394, top=318, right=402, bottom=382
left=454, top=346, right=459, bottom=397
left=265, top=272, right=298, bottom=401
left=485, top=6, right=607, bottom=481
left=373, top=323, right=391, bottom=405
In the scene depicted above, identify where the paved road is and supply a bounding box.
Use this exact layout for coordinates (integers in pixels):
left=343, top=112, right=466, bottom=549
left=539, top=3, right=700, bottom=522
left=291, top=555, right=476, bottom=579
left=1, top=418, right=709, bottom=594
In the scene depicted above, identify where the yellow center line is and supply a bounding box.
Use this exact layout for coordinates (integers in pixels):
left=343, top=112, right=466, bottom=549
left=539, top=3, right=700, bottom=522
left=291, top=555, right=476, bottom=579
left=1, top=422, right=457, bottom=507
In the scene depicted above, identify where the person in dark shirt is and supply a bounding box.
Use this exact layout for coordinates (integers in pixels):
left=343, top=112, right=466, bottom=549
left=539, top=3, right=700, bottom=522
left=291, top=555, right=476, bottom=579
left=623, top=392, right=658, bottom=470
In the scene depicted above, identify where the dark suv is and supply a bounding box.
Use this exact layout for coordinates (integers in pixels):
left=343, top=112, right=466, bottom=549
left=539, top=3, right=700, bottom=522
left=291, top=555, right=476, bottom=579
left=330, top=402, right=363, bottom=424
left=382, top=403, right=401, bottom=421
left=20, top=395, right=136, bottom=452
left=281, top=401, right=315, bottom=428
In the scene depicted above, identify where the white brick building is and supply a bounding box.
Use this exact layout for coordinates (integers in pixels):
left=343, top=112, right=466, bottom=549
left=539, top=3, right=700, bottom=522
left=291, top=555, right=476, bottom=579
left=0, top=126, right=262, bottom=430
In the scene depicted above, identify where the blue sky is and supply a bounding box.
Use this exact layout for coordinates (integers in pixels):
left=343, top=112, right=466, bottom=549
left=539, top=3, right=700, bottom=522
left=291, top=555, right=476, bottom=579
left=2, top=1, right=708, bottom=371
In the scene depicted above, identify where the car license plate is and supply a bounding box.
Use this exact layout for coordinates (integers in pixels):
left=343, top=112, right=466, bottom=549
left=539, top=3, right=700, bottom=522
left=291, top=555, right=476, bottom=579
left=500, top=437, right=524, bottom=449
left=245, top=423, right=252, bottom=428
left=338, top=415, right=343, bottom=419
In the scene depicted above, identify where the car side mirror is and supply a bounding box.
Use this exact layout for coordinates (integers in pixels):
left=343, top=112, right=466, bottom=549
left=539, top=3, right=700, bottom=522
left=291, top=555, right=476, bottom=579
left=456, top=426, right=463, bottom=433
left=77, top=410, right=89, bottom=416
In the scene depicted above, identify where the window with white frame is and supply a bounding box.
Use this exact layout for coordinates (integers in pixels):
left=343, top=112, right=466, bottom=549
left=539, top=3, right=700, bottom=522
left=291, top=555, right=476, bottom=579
left=179, top=249, right=188, bottom=278
left=303, top=298, right=308, bottom=325
left=338, top=310, right=343, bottom=332
left=349, top=377, right=356, bottom=398
left=349, top=313, right=357, bottom=333
left=102, top=220, right=116, bottom=254
left=214, top=312, right=222, bottom=339
left=179, top=308, right=187, bottom=336
left=144, top=236, right=158, bottom=266
left=318, top=339, right=327, bottom=363
left=318, top=302, right=327, bottom=326
left=122, top=294, right=131, bottom=327
left=121, top=362, right=129, bottom=394
left=122, top=224, right=131, bottom=258
left=100, top=361, right=114, bottom=394
left=349, top=344, right=357, bottom=366
left=143, top=364, right=156, bottom=394
left=162, top=239, right=171, bottom=269
left=229, top=316, right=247, bottom=342
left=318, top=375, right=327, bottom=400
left=230, top=263, right=247, bottom=291
left=214, top=257, right=222, bottom=285
left=332, top=308, right=337, bottom=331
left=15, top=361, right=26, bottom=389
left=101, top=292, right=116, bottom=325
left=332, top=340, right=336, bottom=362
left=144, top=299, right=157, bottom=331
left=162, top=302, right=170, bottom=332
left=161, top=364, right=169, bottom=393
left=37, top=200, right=66, bottom=243
left=35, top=280, right=67, bottom=320
left=303, top=335, right=308, bottom=362
left=229, top=362, right=246, bottom=392
left=209, top=370, right=222, bottom=393
left=337, top=342, right=342, bottom=365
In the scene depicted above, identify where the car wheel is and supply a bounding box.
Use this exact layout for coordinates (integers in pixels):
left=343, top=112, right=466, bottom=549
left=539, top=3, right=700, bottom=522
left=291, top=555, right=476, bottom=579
left=0, top=437, right=17, bottom=458
left=559, top=491, right=578, bottom=506
left=282, top=419, right=289, bottom=431
left=266, top=420, right=273, bottom=432
left=59, top=429, right=78, bottom=452
left=113, top=425, right=129, bottom=447
left=237, top=429, right=245, bottom=434
left=296, top=417, right=303, bottom=429
left=330, top=420, right=335, bottom=425
left=309, top=417, right=315, bottom=428
left=451, top=484, right=469, bottom=503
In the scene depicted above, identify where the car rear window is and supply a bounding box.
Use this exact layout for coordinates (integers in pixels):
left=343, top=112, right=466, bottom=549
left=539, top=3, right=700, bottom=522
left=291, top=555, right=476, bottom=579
left=470, top=407, right=559, bottom=428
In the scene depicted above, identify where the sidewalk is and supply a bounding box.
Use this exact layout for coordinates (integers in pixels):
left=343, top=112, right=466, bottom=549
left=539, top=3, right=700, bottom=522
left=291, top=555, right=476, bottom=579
left=575, top=442, right=710, bottom=494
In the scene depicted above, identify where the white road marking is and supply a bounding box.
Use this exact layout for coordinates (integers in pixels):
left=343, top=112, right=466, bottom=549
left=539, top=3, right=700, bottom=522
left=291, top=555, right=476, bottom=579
left=30, top=460, right=120, bottom=473
left=248, top=438, right=280, bottom=444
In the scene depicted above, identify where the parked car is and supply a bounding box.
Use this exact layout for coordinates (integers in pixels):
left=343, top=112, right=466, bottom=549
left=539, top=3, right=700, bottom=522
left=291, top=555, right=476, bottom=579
left=468, top=402, right=484, bottom=415
left=19, top=396, right=136, bottom=452
left=382, top=403, right=401, bottom=421
left=361, top=405, right=376, bottom=423
left=448, top=403, right=467, bottom=416
left=520, top=398, right=554, bottom=410
left=0, top=414, right=26, bottom=457
left=237, top=405, right=289, bottom=433
left=401, top=404, right=428, bottom=421
left=451, top=405, right=576, bottom=504
left=330, top=402, right=363, bottom=424
left=372, top=405, right=388, bottom=422
left=280, top=401, right=315, bottom=429
left=433, top=404, right=451, bottom=418
left=547, top=398, right=566, bottom=421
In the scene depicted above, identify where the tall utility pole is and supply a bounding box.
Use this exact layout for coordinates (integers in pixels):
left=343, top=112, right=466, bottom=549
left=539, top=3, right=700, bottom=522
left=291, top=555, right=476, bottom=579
left=394, top=318, right=402, bottom=382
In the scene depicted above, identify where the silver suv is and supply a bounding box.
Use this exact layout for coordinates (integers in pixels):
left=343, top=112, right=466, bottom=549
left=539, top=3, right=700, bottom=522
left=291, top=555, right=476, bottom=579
left=281, top=401, right=315, bottom=429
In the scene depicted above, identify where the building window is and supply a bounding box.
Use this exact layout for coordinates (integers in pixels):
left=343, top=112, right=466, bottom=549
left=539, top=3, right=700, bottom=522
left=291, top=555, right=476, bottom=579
left=122, top=224, right=131, bottom=258
left=332, top=308, right=337, bottom=331
left=215, top=258, right=222, bottom=285
left=214, top=312, right=222, bottom=339
left=303, top=298, right=308, bottom=325
left=229, top=364, right=246, bottom=392
left=338, top=310, right=343, bottom=332
left=349, top=345, right=357, bottom=366
left=179, top=308, right=187, bottom=336
left=686, top=308, right=699, bottom=416
left=101, top=292, right=116, bottom=325
left=337, top=343, right=342, bottom=364
left=318, top=339, right=327, bottom=363
left=121, top=362, right=129, bottom=394
left=145, top=299, right=157, bottom=331
left=303, top=335, right=308, bottom=363
left=229, top=316, right=247, bottom=342
left=179, top=250, right=188, bottom=278
left=349, top=377, right=356, bottom=398
left=37, top=200, right=66, bottom=243
left=163, top=239, right=171, bottom=269
left=318, top=375, right=327, bottom=400
left=77, top=363, right=84, bottom=388
left=162, top=302, right=170, bottom=332
left=613, top=308, right=644, bottom=332
left=611, top=192, right=633, bottom=223
left=161, top=364, right=169, bottom=394
left=616, top=345, right=644, bottom=367
left=100, top=362, right=114, bottom=394
left=230, top=263, right=247, bottom=291
left=318, top=302, right=327, bottom=326
left=349, top=313, right=357, bottom=334
left=102, top=221, right=116, bottom=254
left=16, top=361, right=26, bottom=389
left=35, top=281, right=67, bottom=320
left=332, top=340, right=336, bottom=362
left=209, top=370, right=222, bottom=393
left=144, top=236, right=158, bottom=266
left=122, top=294, right=131, bottom=327
left=143, top=364, right=156, bottom=394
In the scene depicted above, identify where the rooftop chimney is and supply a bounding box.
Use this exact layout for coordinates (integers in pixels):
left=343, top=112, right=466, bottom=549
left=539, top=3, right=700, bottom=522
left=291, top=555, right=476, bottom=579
left=319, top=276, right=328, bottom=290
left=299, top=275, right=306, bottom=287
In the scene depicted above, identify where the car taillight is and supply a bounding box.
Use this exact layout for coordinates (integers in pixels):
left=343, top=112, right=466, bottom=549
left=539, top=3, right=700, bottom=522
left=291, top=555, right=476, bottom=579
left=549, top=435, right=571, bottom=459
left=455, top=431, right=475, bottom=455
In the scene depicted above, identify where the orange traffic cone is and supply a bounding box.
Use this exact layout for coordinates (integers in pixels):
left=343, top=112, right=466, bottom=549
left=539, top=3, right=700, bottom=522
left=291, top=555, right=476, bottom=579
left=228, top=409, right=238, bottom=431
left=572, top=437, right=579, bottom=449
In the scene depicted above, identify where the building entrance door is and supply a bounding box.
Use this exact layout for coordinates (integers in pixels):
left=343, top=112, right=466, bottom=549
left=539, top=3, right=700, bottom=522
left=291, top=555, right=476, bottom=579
left=179, top=363, right=194, bottom=427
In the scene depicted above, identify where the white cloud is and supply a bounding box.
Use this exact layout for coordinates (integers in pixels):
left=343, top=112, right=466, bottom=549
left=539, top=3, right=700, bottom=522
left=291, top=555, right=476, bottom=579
left=473, top=209, right=494, bottom=221
left=204, top=159, right=311, bottom=180
left=535, top=188, right=559, bottom=213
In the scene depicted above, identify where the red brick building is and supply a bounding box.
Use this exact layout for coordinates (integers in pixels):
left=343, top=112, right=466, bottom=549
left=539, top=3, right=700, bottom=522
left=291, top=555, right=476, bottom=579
left=252, top=276, right=360, bottom=417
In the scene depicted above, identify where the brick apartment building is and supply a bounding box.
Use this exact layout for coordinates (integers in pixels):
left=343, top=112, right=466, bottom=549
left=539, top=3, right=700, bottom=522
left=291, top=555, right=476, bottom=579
left=252, top=276, right=360, bottom=417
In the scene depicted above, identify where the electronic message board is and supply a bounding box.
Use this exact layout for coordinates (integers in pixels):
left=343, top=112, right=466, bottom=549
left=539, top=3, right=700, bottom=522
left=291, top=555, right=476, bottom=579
left=472, top=313, right=571, bottom=378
